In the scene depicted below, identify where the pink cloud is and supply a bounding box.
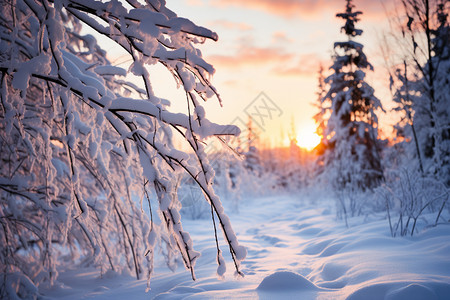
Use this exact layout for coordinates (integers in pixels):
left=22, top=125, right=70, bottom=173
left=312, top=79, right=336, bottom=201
left=274, top=53, right=326, bottom=77
left=272, top=31, right=293, bottom=44
left=185, top=0, right=204, bottom=5
left=208, top=45, right=327, bottom=79
left=211, top=0, right=388, bottom=20
left=208, top=20, right=253, bottom=31
left=211, top=0, right=323, bottom=18
left=208, top=45, right=295, bottom=68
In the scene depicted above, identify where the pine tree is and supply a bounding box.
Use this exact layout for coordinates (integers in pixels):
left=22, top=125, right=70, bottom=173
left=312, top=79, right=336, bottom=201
left=314, top=64, right=329, bottom=141
left=314, top=64, right=329, bottom=161
left=320, top=0, right=384, bottom=191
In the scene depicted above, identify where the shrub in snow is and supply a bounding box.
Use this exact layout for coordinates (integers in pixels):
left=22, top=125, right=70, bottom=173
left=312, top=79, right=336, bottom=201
left=377, top=169, right=449, bottom=237
left=0, top=0, right=246, bottom=297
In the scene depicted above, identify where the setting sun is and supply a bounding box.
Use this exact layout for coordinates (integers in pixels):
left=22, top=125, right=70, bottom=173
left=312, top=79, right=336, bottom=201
left=296, top=125, right=321, bottom=151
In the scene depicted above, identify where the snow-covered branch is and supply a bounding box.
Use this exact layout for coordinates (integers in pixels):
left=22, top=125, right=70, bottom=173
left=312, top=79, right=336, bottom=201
left=0, top=0, right=245, bottom=297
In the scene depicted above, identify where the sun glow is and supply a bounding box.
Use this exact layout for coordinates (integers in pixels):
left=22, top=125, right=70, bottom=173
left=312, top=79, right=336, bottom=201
left=296, top=124, right=321, bottom=151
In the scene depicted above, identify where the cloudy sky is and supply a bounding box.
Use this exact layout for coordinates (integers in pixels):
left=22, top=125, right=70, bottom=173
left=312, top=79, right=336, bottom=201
left=148, top=0, right=399, bottom=148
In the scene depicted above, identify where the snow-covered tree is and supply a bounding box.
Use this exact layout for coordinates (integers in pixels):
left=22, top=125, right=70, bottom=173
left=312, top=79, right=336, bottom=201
left=377, top=1, right=449, bottom=236
left=244, top=117, right=261, bottom=175
left=313, top=64, right=329, bottom=174
left=390, top=61, right=425, bottom=172
left=313, top=64, right=329, bottom=144
left=395, top=0, right=450, bottom=185
left=319, top=0, right=384, bottom=191
left=0, top=1, right=246, bottom=297
left=430, top=4, right=450, bottom=185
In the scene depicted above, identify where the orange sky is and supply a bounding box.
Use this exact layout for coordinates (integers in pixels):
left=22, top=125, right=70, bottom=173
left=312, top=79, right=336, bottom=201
left=108, top=0, right=400, bottom=148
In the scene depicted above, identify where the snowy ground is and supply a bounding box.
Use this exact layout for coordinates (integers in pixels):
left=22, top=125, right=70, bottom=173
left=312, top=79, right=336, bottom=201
left=40, top=194, right=450, bottom=299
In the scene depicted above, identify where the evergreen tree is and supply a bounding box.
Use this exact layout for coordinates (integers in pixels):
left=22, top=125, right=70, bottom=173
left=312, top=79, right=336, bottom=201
left=314, top=64, right=329, bottom=143
left=314, top=64, right=329, bottom=165
left=320, top=0, right=384, bottom=191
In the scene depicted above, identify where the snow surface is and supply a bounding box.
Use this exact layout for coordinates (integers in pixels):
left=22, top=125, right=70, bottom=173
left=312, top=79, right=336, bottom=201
left=40, top=194, right=450, bottom=299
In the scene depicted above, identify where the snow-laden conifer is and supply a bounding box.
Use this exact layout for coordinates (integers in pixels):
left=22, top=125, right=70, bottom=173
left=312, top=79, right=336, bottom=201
left=319, top=0, right=384, bottom=192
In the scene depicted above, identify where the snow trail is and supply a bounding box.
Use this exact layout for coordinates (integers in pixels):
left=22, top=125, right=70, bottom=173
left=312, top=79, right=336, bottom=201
left=41, top=194, right=450, bottom=299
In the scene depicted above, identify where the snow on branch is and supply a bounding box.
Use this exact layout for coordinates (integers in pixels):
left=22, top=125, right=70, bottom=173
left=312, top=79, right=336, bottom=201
left=0, top=0, right=244, bottom=297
